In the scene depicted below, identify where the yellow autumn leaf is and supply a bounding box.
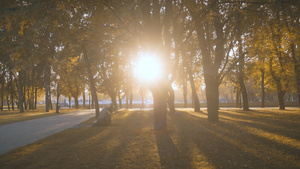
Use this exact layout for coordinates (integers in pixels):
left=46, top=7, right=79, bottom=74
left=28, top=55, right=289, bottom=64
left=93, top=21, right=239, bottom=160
left=11, top=52, right=21, bottom=61
left=18, top=26, right=24, bottom=35
left=5, top=21, right=11, bottom=31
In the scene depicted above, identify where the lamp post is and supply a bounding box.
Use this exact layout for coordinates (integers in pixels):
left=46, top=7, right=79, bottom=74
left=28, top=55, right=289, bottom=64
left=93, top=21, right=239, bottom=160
left=56, top=75, right=60, bottom=113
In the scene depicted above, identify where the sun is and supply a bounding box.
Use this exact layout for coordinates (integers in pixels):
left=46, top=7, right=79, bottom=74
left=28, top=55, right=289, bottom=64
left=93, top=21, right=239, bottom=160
left=134, top=53, right=163, bottom=82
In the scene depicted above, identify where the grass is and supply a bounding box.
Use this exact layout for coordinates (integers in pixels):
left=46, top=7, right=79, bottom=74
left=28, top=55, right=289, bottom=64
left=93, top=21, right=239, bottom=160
left=0, top=108, right=86, bottom=125
left=0, top=107, right=299, bottom=169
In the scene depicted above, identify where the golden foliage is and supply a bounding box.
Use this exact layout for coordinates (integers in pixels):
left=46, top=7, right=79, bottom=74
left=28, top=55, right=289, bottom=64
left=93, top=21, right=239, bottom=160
left=4, top=19, right=11, bottom=31
left=10, top=52, right=21, bottom=61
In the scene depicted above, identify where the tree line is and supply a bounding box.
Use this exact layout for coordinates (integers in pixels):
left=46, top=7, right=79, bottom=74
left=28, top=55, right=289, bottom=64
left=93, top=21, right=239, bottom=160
left=0, top=0, right=299, bottom=130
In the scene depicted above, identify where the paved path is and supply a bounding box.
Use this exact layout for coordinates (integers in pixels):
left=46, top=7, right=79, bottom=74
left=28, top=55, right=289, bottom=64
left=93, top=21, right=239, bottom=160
left=0, top=110, right=95, bottom=155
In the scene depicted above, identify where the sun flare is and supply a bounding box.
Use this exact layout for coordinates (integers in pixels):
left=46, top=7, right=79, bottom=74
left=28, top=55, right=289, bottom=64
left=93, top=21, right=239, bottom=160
left=134, top=53, right=163, bottom=82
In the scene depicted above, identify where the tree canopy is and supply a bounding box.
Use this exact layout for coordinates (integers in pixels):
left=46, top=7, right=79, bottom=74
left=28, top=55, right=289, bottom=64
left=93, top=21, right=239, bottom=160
left=0, top=0, right=299, bottom=129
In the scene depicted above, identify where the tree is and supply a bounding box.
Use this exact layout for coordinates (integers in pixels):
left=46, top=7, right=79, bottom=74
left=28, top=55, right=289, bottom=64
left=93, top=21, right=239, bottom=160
left=186, top=0, right=239, bottom=121
left=53, top=56, right=84, bottom=109
left=248, top=2, right=298, bottom=110
left=182, top=41, right=201, bottom=112
left=107, top=0, right=176, bottom=130
left=1, top=0, right=298, bottom=119
left=281, top=2, right=300, bottom=108
left=235, top=7, right=250, bottom=110
left=98, top=52, right=122, bottom=110
left=139, top=0, right=174, bottom=130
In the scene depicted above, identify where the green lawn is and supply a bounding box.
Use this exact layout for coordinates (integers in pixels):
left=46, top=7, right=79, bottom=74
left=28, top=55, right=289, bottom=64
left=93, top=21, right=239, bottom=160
left=0, top=108, right=299, bottom=169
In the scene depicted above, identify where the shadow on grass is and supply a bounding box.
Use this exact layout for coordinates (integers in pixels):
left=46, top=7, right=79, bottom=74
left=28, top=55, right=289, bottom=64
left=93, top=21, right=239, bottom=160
left=1, top=109, right=299, bottom=169
left=155, top=130, right=188, bottom=168
left=80, top=110, right=160, bottom=168
left=219, top=109, right=300, bottom=140
left=169, top=111, right=300, bottom=168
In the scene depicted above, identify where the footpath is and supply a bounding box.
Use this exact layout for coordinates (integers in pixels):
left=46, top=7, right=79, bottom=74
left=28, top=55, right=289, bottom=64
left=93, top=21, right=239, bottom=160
left=0, top=110, right=95, bottom=155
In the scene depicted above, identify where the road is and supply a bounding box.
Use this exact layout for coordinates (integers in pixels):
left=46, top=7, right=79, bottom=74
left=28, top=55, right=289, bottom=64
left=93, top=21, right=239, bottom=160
left=0, top=110, right=95, bottom=155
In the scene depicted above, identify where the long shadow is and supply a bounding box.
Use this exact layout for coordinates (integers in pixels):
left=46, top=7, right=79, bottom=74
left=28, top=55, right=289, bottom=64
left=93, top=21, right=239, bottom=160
left=155, top=130, right=188, bottom=168
left=171, top=113, right=258, bottom=168
left=95, top=110, right=157, bottom=168
left=219, top=110, right=300, bottom=139
left=175, top=109, right=207, bottom=116
left=2, top=109, right=300, bottom=168
left=170, top=111, right=300, bottom=168
left=229, top=109, right=300, bottom=123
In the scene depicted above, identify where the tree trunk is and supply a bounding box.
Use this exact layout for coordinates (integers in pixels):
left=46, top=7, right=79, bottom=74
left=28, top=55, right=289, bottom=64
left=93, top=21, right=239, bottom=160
left=140, top=0, right=171, bottom=130
left=27, top=80, right=30, bottom=110
left=49, top=87, right=53, bottom=110
left=110, top=92, right=118, bottom=110
left=34, top=87, right=37, bottom=109
left=69, top=96, right=71, bottom=108
left=269, top=56, right=286, bottom=110
left=152, top=88, right=168, bottom=131
left=1, top=74, right=4, bottom=111
left=239, top=79, right=249, bottom=110
left=274, top=80, right=286, bottom=110
left=193, top=5, right=221, bottom=122
left=278, top=90, right=286, bottom=110
left=91, top=93, right=94, bottom=108
left=126, top=91, right=129, bottom=109
left=29, top=87, right=32, bottom=110
left=10, top=72, right=14, bottom=110
left=5, top=80, right=9, bottom=110
left=290, top=43, right=300, bottom=108
left=6, top=93, right=10, bottom=110
left=183, top=74, right=187, bottom=108
left=118, top=92, right=122, bottom=109
left=239, top=94, right=242, bottom=108
left=167, top=85, right=176, bottom=113
left=83, top=90, right=86, bottom=108
left=29, top=69, right=34, bottom=110
left=23, top=79, right=27, bottom=110
left=56, top=83, right=60, bottom=113
left=89, top=92, right=91, bottom=109
left=82, top=39, right=100, bottom=116
left=187, top=66, right=200, bottom=112
left=130, top=91, right=133, bottom=109
left=18, top=71, right=24, bottom=113
left=30, top=84, right=34, bottom=110
left=205, top=77, right=219, bottom=122
left=26, top=70, right=30, bottom=110
left=261, top=69, right=265, bottom=108
left=237, top=11, right=249, bottom=111
left=49, top=95, right=53, bottom=109
left=235, top=88, right=240, bottom=108
left=44, top=65, right=49, bottom=112
left=74, top=96, right=79, bottom=109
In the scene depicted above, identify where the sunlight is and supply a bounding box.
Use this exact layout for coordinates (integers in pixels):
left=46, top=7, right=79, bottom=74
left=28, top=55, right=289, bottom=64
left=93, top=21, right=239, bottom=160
left=134, top=53, right=163, bottom=82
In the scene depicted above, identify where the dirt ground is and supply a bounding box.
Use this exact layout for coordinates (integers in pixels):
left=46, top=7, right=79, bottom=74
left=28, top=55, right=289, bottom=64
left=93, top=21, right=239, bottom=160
left=0, top=108, right=299, bottom=169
